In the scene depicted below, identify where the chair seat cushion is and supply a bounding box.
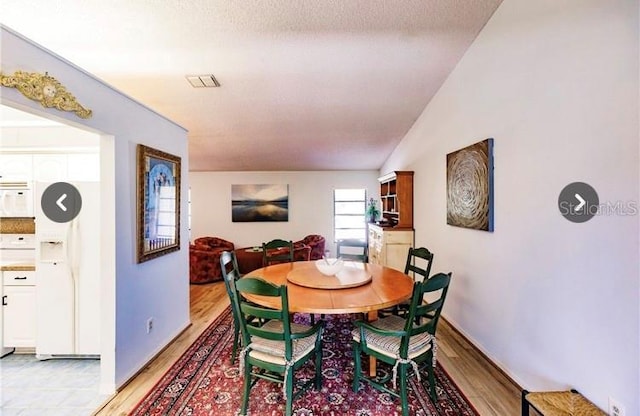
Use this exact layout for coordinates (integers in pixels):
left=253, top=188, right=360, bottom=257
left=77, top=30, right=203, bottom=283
left=248, top=320, right=318, bottom=366
left=351, top=315, right=433, bottom=359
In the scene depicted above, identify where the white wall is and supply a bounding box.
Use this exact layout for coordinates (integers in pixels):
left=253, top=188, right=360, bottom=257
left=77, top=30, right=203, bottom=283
left=382, top=0, right=639, bottom=413
left=1, top=26, right=190, bottom=392
left=190, top=171, right=379, bottom=253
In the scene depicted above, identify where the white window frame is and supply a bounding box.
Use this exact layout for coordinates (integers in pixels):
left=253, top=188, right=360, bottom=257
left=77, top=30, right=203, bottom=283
left=333, top=188, right=367, bottom=242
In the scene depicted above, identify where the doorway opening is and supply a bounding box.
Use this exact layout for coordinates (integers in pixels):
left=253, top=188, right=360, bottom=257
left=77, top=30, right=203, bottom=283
left=0, top=102, right=115, bottom=413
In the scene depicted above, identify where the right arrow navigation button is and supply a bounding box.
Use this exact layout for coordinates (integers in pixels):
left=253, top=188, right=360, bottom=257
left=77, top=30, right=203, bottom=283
left=558, top=182, right=599, bottom=223
left=574, top=193, right=586, bottom=212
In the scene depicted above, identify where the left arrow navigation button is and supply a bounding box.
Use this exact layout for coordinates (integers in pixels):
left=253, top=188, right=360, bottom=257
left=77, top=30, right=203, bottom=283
left=56, top=194, right=68, bottom=212
left=41, top=182, right=82, bottom=223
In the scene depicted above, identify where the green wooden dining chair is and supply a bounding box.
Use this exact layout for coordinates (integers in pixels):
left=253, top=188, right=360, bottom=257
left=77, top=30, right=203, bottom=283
left=404, top=247, right=434, bottom=281
left=336, top=238, right=368, bottom=262
left=234, top=276, right=324, bottom=416
left=351, top=272, right=451, bottom=416
left=220, top=250, right=243, bottom=364
left=380, top=246, right=434, bottom=318
left=262, top=238, right=294, bottom=266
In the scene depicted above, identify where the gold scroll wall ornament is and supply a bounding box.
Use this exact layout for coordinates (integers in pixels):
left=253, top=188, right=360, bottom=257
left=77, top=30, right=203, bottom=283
left=0, top=70, right=92, bottom=119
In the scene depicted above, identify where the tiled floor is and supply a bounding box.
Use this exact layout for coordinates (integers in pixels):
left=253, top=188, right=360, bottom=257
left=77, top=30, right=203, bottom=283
left=0, top=354, right=110, bottom=415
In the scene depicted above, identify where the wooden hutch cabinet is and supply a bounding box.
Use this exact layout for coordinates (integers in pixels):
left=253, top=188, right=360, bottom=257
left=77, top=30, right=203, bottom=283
left=368, top=171, right=414, bottom=272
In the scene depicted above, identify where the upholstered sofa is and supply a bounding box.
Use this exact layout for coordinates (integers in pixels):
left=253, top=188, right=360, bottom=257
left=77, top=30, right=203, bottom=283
left=189, top=237, right=235, bottom=284
left=296, top=234, right=326, bottom=260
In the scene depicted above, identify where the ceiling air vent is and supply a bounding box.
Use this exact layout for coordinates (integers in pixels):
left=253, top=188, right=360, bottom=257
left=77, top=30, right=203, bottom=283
left=186, top=74, right=221, bottom=88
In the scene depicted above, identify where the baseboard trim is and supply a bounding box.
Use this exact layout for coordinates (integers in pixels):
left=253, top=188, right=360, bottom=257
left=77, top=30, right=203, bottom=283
left=93, top=321, right=193, bottom=414
left=441, top=316, right=523, bottom=391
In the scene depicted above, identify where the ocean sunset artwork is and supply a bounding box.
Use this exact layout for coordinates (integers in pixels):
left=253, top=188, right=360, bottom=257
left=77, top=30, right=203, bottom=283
left=232, top=184, right=289, bottom=222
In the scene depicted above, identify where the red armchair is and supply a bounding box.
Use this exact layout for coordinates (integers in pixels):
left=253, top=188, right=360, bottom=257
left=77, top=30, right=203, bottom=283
left=189, top=237, right=235, bottom=284
left=292, top=242, right=312, bottom=262
left=297, top=234, right=326, bottom=260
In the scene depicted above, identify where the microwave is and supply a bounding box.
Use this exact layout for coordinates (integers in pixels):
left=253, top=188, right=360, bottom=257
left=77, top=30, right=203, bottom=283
left=0, top=182, right=33, bottom=217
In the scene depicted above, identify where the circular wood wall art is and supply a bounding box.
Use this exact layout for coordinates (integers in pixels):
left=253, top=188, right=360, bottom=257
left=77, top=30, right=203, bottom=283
left=446, top=138, right=494, bottom=231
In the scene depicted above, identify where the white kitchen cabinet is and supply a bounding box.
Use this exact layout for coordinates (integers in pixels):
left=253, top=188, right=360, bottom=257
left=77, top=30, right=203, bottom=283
left=2, top=152, right=100, bottom=184
left=33, top=154, right=67, bottom=182
left=0, top=282, right=13, bottom=357
left=368, top=224, right=414, bottom=272
left=0, top=154, right=33, bottom=182
left=67, top=153, right=100, bottom=182
left=2, top=270, right=37, bottom=348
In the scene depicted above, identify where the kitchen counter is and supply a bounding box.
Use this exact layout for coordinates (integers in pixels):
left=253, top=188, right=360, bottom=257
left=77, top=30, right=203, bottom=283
left=0, top=218, right=36, bottom=234
left=1, top=264, right=35, bottom=271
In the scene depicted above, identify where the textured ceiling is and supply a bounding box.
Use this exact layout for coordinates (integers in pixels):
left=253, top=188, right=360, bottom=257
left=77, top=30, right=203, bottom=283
left=0, top=0, right=502, bottom=171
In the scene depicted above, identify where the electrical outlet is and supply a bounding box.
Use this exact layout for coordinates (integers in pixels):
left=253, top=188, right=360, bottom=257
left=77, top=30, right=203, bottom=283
left=146, top=317, right=154, bottom=334
left=609, top=397, right=625, bottom=416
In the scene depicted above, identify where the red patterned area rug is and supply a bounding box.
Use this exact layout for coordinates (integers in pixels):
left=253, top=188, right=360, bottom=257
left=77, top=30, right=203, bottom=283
left=130, top=307, right=479, bottom=416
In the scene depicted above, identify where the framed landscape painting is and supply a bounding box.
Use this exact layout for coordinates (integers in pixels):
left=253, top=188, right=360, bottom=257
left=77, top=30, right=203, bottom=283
left=446, top=138, right=494, bottom=232
left=232, top=184, right=289, bottom=222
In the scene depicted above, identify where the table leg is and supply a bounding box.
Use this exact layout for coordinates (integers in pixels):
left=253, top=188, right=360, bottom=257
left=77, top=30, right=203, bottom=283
left=367, top=310, right=378, bottom=377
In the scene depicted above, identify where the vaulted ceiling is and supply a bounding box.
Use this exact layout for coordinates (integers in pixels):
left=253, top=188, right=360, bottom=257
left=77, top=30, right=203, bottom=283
left=1, top=0, right=502, bottom=171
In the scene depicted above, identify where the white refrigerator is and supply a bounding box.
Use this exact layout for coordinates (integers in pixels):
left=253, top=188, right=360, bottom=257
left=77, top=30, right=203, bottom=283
left=34, top=181, right=101, bottom=358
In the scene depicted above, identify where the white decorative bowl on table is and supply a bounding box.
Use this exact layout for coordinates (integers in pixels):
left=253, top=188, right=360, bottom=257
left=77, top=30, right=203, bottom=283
left=315, top=258, right=344, bottom=276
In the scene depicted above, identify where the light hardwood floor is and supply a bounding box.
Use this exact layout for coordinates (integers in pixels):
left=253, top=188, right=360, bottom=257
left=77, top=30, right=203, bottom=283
left=94, top=283, right=522, bottom=415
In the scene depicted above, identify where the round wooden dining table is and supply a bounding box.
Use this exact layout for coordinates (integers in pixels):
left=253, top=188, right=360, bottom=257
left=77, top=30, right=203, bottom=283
left=241, top=260, right=414, bottom=376
left=241, top=260, right=414, bottom=315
